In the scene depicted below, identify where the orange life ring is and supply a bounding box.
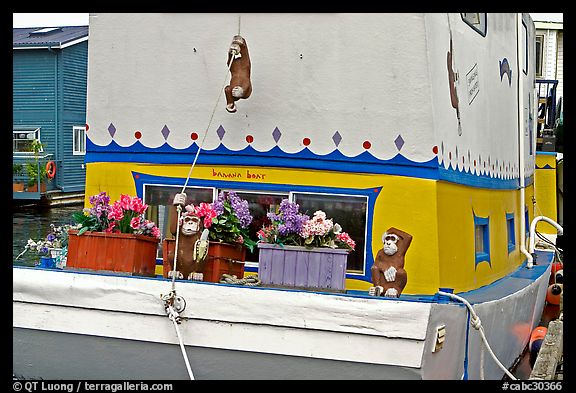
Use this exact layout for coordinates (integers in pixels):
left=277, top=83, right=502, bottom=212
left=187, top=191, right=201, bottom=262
left=46, top=161, right=56, bottom=179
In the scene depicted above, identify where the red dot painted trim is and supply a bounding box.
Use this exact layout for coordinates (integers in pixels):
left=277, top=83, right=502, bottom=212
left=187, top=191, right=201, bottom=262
left=246, top=135, right=254, bottom=143
left=303, top=138, right=311, bottom=146
left=134, top=131, right=142, bottom=139
left=191, top=132, right=198, bottom=140
left=363, top=141, right=372, bottom=149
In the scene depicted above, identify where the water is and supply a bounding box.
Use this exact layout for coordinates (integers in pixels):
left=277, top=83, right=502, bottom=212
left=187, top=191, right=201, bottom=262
left=13, top=204, right=82, bottom=267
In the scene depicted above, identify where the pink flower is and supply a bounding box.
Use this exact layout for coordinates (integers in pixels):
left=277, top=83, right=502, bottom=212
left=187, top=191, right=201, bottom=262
left=119, top=194, right=132, bottom=211
left=131, top=196, right=148, bottom=214
left=336, top=232, right=356, bottom=250
left=130, top=217, right=141, bottom=229
left=152, top=226, right=161, bottom=239
left=107, top=205, right=124, bottom=221
left=104, top=222, right=116, bottom=233
left=195, top=202, right=217, bottom=228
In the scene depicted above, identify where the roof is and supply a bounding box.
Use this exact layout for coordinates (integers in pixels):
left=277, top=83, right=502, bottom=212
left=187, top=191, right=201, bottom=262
left=13, top=26, right=88, bottom=49
left=534, top=21, right=563, bottom=30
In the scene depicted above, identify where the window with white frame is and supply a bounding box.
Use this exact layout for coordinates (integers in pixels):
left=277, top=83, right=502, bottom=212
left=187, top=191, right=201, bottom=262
left=143, top=184, right=216, bottom=258
left=73, top=126, right=86, bottom=155
left=292, top=192, right=367, bottom=273
left=13, top=128, right=41, bottom=153
left=141, top=184, right=369, bottom=273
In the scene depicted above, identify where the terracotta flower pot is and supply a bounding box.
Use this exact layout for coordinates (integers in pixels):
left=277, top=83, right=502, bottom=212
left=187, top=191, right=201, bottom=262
left=257, top=243, right=348, bottom=292
left=27, top=182, right=47, bottom=193
left=13, top=183, right=25, bottom=192
left=162, top=239, right=245, bottom=282
left=66, top=230, right=160, bottom=277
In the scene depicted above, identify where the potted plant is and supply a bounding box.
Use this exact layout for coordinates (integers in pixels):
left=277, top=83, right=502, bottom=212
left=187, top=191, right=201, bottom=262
left=16, top=223, right=78, bottom=269
left=13, top=163, right=25, bottom=192
left=67, top=192, right=161, bottom=276
left=164, top=191, right=257, bottom=282
left=256, top=199, right=356, bottom=292
left=24, top=140, right=49, bottom=192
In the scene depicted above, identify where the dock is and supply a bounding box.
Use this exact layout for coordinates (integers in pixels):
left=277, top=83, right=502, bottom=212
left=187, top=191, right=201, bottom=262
left=529, top=294, right=563, bottom=380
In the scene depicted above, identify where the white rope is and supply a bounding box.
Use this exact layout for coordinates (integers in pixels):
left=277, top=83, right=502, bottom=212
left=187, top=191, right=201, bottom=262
left=438, top=291, right=518, bottom=380
left=180, top=43, right=237, bottom=194
left=163, top=16, right=242, bottom=381
left=167, top=304, right=195, bottom=380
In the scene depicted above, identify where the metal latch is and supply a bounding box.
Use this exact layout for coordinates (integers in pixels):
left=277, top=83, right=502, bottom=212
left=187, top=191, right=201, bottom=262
left=432, top=324, right=446, bottom=353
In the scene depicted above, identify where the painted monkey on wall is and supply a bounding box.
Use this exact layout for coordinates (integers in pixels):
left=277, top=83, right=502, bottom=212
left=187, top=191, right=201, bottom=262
left=166, top=193, right=210, bottom=281
left=225, top=35, right=252, bottom=113
left=369, top=227, right=413, bottom=298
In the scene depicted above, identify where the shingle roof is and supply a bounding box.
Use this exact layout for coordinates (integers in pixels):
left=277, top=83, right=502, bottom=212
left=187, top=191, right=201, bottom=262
left=13, top=26, right=89, bottom=48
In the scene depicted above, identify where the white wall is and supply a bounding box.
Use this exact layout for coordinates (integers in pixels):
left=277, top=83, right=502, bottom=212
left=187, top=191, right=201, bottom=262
left=86, top=13, right=436, bottom=163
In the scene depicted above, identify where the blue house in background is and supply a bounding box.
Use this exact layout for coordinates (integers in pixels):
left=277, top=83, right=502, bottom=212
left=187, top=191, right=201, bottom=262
left=13, top=26, right=88, bottom=202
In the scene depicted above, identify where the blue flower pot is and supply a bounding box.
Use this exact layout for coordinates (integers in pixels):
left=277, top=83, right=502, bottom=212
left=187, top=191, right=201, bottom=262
left=39, top=256, right=56, bottom=269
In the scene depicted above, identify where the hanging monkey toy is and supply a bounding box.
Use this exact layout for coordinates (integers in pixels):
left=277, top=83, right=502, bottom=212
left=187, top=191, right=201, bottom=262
left=225, top=35, right=252, bottom=113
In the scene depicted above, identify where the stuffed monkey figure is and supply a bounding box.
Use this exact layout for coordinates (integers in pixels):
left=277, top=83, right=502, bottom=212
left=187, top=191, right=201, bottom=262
left=166, top=194, right=208, bottom=281
left=369, top=227, right=413, bottom=298
left=225, top=35, right=252, bottom=113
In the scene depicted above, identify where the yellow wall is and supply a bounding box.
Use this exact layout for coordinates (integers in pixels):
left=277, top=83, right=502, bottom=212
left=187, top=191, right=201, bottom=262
left=86, top=162, right=535, bottom=295
left=436, top=181, right=533, bottom=293
left=85, top=162, right=441, bottom=294
left=534, top=153, right=558, bottom=234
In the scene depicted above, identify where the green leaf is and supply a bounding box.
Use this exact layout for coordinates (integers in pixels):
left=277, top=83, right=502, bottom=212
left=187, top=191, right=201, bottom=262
left=77, top=227, right=89, bottom=236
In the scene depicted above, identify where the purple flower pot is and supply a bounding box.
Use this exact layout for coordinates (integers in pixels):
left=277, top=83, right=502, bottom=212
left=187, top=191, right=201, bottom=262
left=257, top=243, right=348, bottom=292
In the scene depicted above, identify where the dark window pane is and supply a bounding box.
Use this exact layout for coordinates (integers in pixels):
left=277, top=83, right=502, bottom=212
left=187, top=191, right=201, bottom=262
left=293, top=193, right=367, bottom=272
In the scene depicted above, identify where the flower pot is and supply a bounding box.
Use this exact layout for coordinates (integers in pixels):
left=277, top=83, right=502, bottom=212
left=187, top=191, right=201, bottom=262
left=257, top=243, right=349, bottom=292
left=13, top=183, right=25, bottom=192
left=66, top=230, right=160, bottom=277
left=38, top=256, right=56, bottom=269
left=162, top=240, right=246, bottom=282
left=27, top=182, right=47, bottom=193
left=203, top=241, right=246, bottom=283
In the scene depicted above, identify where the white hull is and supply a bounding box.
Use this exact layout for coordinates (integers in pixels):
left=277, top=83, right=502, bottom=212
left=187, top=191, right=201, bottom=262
left=13, top=250, right=552, bottom=380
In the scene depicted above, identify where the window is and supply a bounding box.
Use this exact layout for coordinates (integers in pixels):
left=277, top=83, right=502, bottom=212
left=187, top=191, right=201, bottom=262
left=461, top=13, right=487, bottom=37
left=474, top=214, right=490, bottom=266
left=73, top=126, right=86, bottom=155
left=227, top=190, right=289, bottom=265
left=13, top=128, right=41, bottom=153
left=506, top=213, right=516, bottom=253
left=143, top=184, right=215, bottom=257
left=139, top=180, right=370, bottom=275
left=292, top=192, right=367, bottom=273
left=535, top=35, right=544, bottom=77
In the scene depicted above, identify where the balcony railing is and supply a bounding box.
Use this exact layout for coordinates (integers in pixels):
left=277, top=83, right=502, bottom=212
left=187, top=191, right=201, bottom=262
left=13, top=154, right=56, bottom=200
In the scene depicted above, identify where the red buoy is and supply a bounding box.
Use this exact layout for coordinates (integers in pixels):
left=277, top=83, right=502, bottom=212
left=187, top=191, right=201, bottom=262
left=529, top=326, right=547, bottom=352
left=546, top=283, right=563, bottom=305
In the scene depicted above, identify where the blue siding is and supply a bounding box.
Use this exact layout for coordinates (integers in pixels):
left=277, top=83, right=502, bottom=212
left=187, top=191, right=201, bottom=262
left=61, top=41, right=88, bottom=191
left=13, top=41, right=88, bottom=193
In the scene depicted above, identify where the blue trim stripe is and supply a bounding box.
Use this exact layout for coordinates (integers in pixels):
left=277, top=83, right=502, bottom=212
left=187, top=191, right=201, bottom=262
left=86, top=138, right=529, bottom=189
left=86, top=139, right=439, bottom=179
left=438, top=166, right=523, bottom=190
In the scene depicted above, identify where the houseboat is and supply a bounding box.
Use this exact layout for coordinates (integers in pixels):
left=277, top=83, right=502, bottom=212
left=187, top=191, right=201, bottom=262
left=13, top=13, right=563, bottom=380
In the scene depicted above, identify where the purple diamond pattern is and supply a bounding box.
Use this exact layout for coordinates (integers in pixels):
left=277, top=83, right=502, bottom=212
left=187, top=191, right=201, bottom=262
left=272, top=127, right=282, bottom=143
left=161, top=125, right=170, bottom=140
left=216, top=125, right=226, bottom=141
left=108, top=123, right=116, bottom=138
left=394, top=134, right=404, bottom=151
left=332, top=131, right=342, bottom=147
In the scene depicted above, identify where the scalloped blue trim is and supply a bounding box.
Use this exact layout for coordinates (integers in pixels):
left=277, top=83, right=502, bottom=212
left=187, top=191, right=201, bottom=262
left=86, top=138, right=529, bottom=189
